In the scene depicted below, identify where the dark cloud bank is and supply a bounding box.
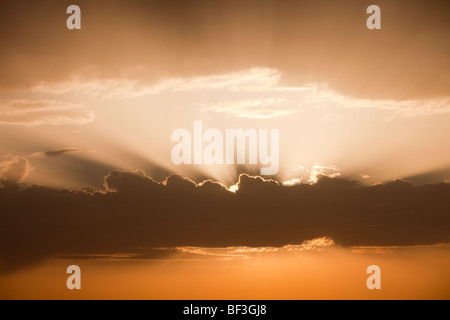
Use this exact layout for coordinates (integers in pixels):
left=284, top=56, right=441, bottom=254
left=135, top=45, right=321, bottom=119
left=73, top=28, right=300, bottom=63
left=0, top=170, right=449, bottom=273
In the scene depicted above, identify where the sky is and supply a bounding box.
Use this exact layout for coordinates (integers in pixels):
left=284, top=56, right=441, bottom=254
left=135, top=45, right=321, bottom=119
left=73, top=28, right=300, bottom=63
left=0, top=0, right=449, bottom=188
left=0, top=0, right=449, bottom=299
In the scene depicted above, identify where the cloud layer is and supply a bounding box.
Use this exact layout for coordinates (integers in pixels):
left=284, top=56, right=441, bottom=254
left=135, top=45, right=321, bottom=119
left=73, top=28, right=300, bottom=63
left=1, top=170, right=449, bottom=273
left=23, top=68, right=450, bottom=120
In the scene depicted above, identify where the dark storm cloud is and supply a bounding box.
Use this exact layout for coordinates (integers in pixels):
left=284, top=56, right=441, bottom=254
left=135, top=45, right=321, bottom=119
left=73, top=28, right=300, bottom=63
left=0, top=170, right=449, bottom=273
left=0, top=0, right=448, bottom=100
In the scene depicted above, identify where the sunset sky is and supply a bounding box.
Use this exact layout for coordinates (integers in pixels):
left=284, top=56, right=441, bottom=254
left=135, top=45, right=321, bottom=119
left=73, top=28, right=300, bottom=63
left=1, top=0, right=449, bottom=188
left=0, top=0, right=449, bottom=299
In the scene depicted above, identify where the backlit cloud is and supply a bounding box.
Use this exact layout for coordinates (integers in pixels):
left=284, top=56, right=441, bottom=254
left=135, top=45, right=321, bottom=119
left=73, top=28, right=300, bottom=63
left=282, top=178, right=303, bottom=187
left=1, top=170, right=449, bottom=273
left=0, top=156, right=33, bottom=186
left=292, top=163, right=341, bottom=184
left=308, top=163, right=341, bottom=184
left=173, top=237, right=335, bottom=259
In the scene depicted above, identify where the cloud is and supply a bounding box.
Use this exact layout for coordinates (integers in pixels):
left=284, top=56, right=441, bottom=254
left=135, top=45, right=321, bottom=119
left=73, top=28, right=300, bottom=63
left=292, top=163, right=341, bottom=184
left=1, top=0, right=449, bottom=102
left=26, top=68, right=450, bottom=119
left=104, top=169, right=162, bottom=193
left=1, top=170, right=449, bottom=273
left=230, top=174, right=279, bottom=194
left=0, top=99, right=95, bottom=126
left=0, top=156, right=33, bottom=186
left=30, top=78, right=177, bottom=100
left=307, top=163, right=341, bottom=184
left=202, top=98, right=295, bottom=119
left=0, top=99, right=81, bottom=111
left=307, top=91, right=450, bottom=118
left=173, top=68, right=281, bottom=92
left=172, top=237, right=335, bottom=259
left=228, top=237, right=335, bottom=254
left=30, top=147, right=86, bottom=158
left=282, top=178, right=303, bottom=187
left=28, top=68, right=281, bottom=101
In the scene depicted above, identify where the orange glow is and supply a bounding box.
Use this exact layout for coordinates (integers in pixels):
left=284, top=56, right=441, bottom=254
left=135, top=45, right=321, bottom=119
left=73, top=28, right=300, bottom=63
left=1, top=244, right=449, bottom=300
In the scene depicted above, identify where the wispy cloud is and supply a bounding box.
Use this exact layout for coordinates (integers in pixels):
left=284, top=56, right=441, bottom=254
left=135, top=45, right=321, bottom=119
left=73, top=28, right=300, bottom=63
left=29, top=68, right=281, bottom=100
left=173, top=237, right=335, bottom=259
left=301, top=88, right=450, bottom=118
left=202, top=98, right=295, bottom=119
left=30, top=78, right=178, bottom=100
left=0, top=100, right=94, bottom=126
left=26, top=68, right=450, bottom=119
left=173, top=68, right=281, bottom=92
left=229, top=237, right=335, bottom=254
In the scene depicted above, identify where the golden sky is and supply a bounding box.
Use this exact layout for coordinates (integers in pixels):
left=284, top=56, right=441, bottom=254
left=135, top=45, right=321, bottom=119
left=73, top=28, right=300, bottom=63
left=0, top=0, right=449, bottom=188
left=2, top=242, right=450, bottom=300
left=0, top=0, right=449, bottom=300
